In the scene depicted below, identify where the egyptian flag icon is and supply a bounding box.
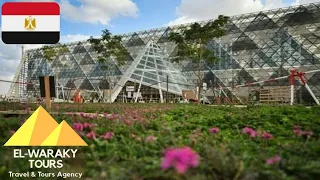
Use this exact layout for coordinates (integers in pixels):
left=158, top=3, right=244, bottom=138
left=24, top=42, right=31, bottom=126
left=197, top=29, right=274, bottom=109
left=1, top=2, right=60, bottom=44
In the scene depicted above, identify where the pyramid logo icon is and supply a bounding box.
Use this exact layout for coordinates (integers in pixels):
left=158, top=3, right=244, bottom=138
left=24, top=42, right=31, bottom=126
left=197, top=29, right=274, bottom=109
left=4, top=106, right=87, bottom=146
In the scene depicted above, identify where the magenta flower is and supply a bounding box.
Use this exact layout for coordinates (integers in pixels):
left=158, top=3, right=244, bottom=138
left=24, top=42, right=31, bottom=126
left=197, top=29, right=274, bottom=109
left=209, top=127, right=220, bottom=134
left=161, top=147, right=200, bottom=174
left=146, top=135, right=157, bottom=142
left=73, top=123, right=84, bottom=131
left=262, top=132, right=273, bottom=140
left=86, top=131, right=96, bottom=140
left=266, top=155, right=281, bottom=165
left=242, top=127, right=257, bottom=138
left=102, top=132, right=114, bottom=140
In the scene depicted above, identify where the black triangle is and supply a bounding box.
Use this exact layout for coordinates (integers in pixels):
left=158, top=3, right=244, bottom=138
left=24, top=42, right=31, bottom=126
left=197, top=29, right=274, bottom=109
left=51, top=56, right=64, bottom=68
left=238, top=69, right=257, bottom=85
left=307, top=71, right=320, bottom=85
left=157, top=27, right=173, bottom=43
left=79, top=79, right=94, bottom=90
left=126, top=33, right=145, bottom=47
left=98, top=79, right=110, bottom=89
left=73, top=64, right=86, bottom=78
left=232, top=32, right=258, bottom=51
left=279, top=6, right=315, bottom=26
left=80, top=53, right=95, bottom=65
left=73, top=43, right=87, bottom=54
left=244, top=12, right=279, bottom=32
left=88, top=64, right=104, bottom=77
left=252, top=49, right=277, bottom=67
left=99, top=63, right=122, bottom=76
left=227, top=22, right=242, bottom=34
left=264, top=67, right=289, bottom=86
left=65, top=79, right=77, bottom=89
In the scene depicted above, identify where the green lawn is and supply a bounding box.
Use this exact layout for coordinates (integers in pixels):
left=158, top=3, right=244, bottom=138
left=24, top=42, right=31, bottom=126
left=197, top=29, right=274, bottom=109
left=1, top=103, right=320, bottom=180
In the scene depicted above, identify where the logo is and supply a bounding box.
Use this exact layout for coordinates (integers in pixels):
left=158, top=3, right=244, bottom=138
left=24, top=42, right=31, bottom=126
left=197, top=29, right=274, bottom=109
left=4, top=106, right=87, bottom=146
left=24, top=16, right=36, bottom=30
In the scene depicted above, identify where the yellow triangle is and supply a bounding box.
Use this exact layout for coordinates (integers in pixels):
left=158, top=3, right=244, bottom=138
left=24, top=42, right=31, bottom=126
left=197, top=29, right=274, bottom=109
left=56, top=121, right=88, bottom=146
left=40, top=122, right=63, bottom=146
left=4, top=108, right=40, bottom=146
left=29, top=106, right=59, bottom=145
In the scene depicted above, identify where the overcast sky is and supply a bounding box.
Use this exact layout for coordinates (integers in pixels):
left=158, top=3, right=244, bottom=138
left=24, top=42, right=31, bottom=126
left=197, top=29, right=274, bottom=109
left=0, top=0, right=318, bottom=95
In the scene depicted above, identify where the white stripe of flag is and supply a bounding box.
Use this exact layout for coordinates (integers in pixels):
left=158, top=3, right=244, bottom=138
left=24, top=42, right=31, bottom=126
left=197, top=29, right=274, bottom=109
left=2, top=15, right=60, bottom=32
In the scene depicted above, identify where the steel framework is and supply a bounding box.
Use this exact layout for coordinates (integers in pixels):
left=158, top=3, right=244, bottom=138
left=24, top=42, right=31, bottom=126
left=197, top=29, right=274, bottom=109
left=8, top=2, right=320, bottom=104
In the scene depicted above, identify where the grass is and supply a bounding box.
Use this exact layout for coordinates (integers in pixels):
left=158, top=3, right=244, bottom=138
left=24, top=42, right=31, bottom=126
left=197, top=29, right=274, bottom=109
left=0, top=103, right=320, bottom=179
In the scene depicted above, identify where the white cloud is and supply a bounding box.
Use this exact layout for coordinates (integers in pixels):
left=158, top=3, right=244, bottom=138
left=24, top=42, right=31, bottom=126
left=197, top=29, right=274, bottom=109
left=0, top=29, right=93, bottom=95
left=0, top=0, right=139, bottom=95
left=16, top=0, right=139, bottom=25
left=167, top=0, right=319, bottom=26
left=59, top=0, right=139, bottom=25
left=295, top=0, right=320, bottom=5
left=59, top=34, right=91, bottom=43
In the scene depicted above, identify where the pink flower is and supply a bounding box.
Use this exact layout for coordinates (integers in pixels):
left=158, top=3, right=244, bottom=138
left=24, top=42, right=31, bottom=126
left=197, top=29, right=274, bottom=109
left=293, top=126, right=313, bottom=137
left=10, top=130, right=15, bottom=135
left=83, top=122, right=90, bottom=128
left=86, top=131, right=96, bottom=139
left=73, top=123, right=84, bottom=131
left=161, top=147, right=200, bottom=174
left=102, top=132, right=114, bottom=140
left=242, top=127, right=257, bottom=138
left=293, top=129, right=302, bottom=135
left=266, top=155, right=281, bottom=165
left=242, top=127, right=253, bottom=134
left=209, top=127, right=220, bottom=134
left=262, top=132, right=273, bottom=140
left=146, top=135, right=157, bottom=142
left=301, top=131, right=313, bottom=136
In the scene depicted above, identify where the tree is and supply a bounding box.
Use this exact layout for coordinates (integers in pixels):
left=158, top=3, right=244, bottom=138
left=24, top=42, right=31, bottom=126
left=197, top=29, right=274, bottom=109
left=168, top=15, right=229, bottom=103
left=88, top=29, right=128, bottom=65
left=41, top=43, right=69, bottom=62
left=87, top=29, right=128, bottom=102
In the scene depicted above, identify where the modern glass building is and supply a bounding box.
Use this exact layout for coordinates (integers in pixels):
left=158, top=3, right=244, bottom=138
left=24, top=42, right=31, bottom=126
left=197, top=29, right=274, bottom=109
left=8, top=2, right=320, bottom=104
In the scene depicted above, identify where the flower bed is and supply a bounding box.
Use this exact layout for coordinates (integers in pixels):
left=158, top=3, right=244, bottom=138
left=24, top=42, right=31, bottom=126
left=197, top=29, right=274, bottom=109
left=1, top=103, right=320, bottom=179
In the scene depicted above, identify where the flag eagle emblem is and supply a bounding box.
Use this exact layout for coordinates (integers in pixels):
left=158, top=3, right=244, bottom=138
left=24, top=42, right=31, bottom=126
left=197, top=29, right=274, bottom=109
left=25, top=16, right=36, bottom=30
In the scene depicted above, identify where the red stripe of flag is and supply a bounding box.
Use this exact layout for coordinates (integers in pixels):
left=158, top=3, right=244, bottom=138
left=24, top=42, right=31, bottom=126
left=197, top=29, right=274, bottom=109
left=2, top=2, right=60, bottom=15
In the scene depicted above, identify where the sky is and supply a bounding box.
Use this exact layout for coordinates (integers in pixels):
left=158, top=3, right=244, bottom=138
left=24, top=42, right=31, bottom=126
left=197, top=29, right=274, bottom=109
left=0, top=0, right=318, bottom=95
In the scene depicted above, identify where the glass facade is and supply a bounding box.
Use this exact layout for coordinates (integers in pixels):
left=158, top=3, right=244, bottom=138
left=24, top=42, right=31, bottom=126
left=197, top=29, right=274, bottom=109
left=12, top=3, right=320, bottom=103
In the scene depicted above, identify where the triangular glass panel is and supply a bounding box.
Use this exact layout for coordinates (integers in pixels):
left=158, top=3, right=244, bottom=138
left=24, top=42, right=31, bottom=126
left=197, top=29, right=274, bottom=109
left=157, top=27, right=173, bottom=43
left=79, top=79, right=95, bottom=90
left=65, top=79, right=77, bottom=89
left=98, top=79, right=110, bottom=89
left=80, top=53, right=95, bottom=65
left=126, top=33, right=145, bottom=47
left=232, top=32, right=258, bottom=51
left=244, top=12, right=279, bottom=31
left=72, top=42, right=87, bottom=54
